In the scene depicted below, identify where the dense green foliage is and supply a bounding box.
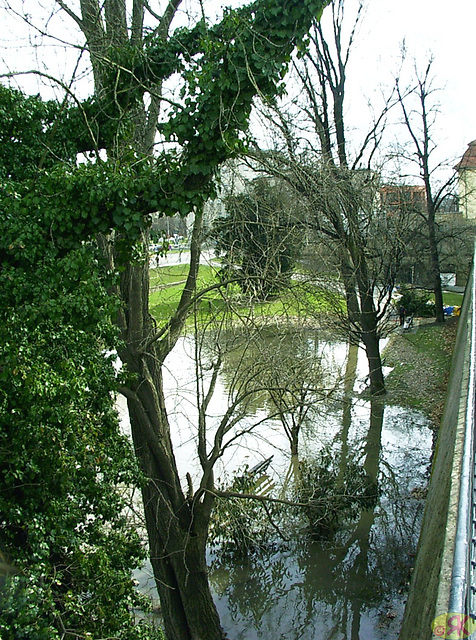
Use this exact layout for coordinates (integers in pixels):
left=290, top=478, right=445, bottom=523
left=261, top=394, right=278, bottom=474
left=0, top=244, right=153, bottom=638
left=0, top=91, right=154, bottom=639
left=213, top=179, right=302, bottom=300
left=0, top=86, right=103, bottom=182
left=397, top=285, right=436, bottom=318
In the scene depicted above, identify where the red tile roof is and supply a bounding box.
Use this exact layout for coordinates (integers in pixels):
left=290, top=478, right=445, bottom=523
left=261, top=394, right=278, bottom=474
left=455, top=140, right=476, bottom=170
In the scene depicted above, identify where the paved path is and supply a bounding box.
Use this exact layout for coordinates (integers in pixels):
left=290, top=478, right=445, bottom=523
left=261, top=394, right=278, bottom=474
left=151, top=248, right=217, bottom=268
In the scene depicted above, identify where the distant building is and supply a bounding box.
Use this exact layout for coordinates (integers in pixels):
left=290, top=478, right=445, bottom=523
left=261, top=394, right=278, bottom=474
left=379, top=184, right=427, bottom=214
left=455, top=140, right=476, bottom=219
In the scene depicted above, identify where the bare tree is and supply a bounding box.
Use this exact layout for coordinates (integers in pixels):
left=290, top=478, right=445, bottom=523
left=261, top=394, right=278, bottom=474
left=396, top=57, right=458, bottom=323
left=248, top=0, right=406, bottom=395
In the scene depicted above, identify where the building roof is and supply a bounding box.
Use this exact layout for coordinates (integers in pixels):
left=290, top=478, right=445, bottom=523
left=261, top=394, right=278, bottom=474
left=455, top=140, right=476, bottom=171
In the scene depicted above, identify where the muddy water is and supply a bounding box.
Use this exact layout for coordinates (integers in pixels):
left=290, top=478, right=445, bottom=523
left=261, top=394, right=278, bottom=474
left=122, top=330, right=432, bottom=640
left=208, top=401, right=430, bottom=640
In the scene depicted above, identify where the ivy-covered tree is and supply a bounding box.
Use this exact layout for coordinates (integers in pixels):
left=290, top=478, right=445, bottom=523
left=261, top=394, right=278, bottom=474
left=1, top=0, right=330, bottom=637
left=0, top=92, right=153, bottom=638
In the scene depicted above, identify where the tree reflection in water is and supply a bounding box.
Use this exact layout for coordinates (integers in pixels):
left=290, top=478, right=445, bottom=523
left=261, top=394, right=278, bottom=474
left=161, top=331, right=431, bottom=639
left=209, top=388, right=431, bottom=640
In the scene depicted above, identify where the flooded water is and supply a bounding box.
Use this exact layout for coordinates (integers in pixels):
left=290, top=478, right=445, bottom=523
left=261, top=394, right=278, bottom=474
left=208, top=401, right=429, bottom=640
left=121, top=328, right=432, bottom=640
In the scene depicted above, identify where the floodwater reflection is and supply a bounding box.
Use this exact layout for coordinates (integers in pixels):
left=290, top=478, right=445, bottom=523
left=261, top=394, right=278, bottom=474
left=209, top=399, right=429, bottom=640
left=152, top=330, right=432, bottom=639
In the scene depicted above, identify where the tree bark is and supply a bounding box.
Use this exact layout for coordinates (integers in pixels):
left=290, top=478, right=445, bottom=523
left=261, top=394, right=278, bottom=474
left=126, top=382, right=224, bottom=640
left=340, top=243, right=386, bottom=396
left=116, top=220, right=224, bottom=639
left=358, top=290, right=385, bottom=396
left=427, top=207, right=445, bottom=324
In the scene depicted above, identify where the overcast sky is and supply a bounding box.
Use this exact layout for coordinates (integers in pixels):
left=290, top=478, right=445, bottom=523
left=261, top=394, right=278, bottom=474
left=1, top=0, right=474, bottom=168
left=346, top=0, right=476, bottom=166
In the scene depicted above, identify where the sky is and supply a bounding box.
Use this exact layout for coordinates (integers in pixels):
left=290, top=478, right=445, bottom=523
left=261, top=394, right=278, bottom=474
left=0, top=0, right=475, bottom=169
left=347, top=0, right=476, bottom=167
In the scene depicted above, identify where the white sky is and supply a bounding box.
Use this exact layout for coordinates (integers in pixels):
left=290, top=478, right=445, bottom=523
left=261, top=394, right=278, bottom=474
left=346, top=0, right=476, bottom=166
left=0, top=0, right=474, bottom=168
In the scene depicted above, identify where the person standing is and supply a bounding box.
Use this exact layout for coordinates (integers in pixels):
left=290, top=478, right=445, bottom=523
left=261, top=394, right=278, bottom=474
left=399, top=306, right=406, bottom=326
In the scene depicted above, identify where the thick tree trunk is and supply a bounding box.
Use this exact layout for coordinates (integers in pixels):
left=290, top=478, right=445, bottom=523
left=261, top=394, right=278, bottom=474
left=290, top=432, right=299, bottom=457
left=128, top=395, right=224, bottom=640
left=360, top=319, right=385, bottom=396
left=119, top=271, right=224, bottom=640
left=131, top=398, right=222, bottom=639
left=341, top=254, right=386, bottom=396
left=111, top=213, right=224, bottom=640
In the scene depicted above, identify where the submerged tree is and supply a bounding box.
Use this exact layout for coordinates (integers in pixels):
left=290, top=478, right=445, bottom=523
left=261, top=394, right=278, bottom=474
left=248, top=0, right=406, bottom=395
left=1, top=0, right=330, bottom=637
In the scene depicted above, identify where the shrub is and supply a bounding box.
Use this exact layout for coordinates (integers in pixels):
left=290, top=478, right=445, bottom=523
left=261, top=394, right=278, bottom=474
left=297, top=450, right=379, bottom=539
left=396, top=286, right=435, bottom=318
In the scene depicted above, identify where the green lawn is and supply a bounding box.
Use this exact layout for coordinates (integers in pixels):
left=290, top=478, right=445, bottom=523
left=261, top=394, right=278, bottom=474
left=149, top=265, right=339, bottom=326
left=442, top=292, right=464, bottom=307
left=149, top=264, right=220, bottom=323
left=149, top=264, right=466, bottom=329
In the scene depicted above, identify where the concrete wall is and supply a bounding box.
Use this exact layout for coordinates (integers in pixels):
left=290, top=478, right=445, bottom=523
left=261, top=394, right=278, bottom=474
left=399, top=277, right=472, bottom=640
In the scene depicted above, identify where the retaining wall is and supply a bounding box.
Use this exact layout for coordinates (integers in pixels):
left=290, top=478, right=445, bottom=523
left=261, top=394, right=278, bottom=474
left=399, top=277, right=472, bottom=640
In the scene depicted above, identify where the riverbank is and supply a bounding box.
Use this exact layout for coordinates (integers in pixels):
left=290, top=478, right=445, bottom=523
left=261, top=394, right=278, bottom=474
left=383, top=317, right=459, bottom=427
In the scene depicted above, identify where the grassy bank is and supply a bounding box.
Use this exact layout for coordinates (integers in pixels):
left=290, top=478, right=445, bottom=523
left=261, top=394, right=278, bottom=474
left=383, top=318, right=459, bottom=426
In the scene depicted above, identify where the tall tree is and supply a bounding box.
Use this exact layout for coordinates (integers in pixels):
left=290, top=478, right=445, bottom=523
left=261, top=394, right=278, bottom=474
left=1, top=1, right=330, bottom=637
left=248, top=0, right=403, bottom=395
left=396, top=57, right=456, bottom=324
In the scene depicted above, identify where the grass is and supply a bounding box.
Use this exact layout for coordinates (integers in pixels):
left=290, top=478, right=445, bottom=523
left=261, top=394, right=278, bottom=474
left=383, top=319, right=458, bottom=424
left=149, top=265, right=339, bottom=327
left=442, top=292, right=464, bottom=307
left=149, top=264, right=219, bottom=323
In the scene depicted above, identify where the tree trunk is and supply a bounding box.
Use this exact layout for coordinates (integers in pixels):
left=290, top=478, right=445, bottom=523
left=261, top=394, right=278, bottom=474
left=360, top=320, right=385, bottom=396
left=341, top=252, right=386, bottom=396
left=428, top=210, right=445, bottom=324
left=114, top=218, right=223, bottom=640
left=137, top=424, right=222, bottom=639
left=290, top=431, right=299, bottom=457
left=127, top=388, right=224, bottom=640
left=119, top=279, right=223, bottom=639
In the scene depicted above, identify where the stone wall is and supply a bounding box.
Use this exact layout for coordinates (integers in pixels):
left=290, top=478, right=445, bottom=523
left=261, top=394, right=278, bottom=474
left=399, top=274, right=472, bottom=640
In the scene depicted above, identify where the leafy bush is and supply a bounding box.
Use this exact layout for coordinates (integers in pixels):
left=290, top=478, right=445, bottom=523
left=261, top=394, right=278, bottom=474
left=396, top=285, right=435, bottom=318
left=0, top=211, right=156, bottom=639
